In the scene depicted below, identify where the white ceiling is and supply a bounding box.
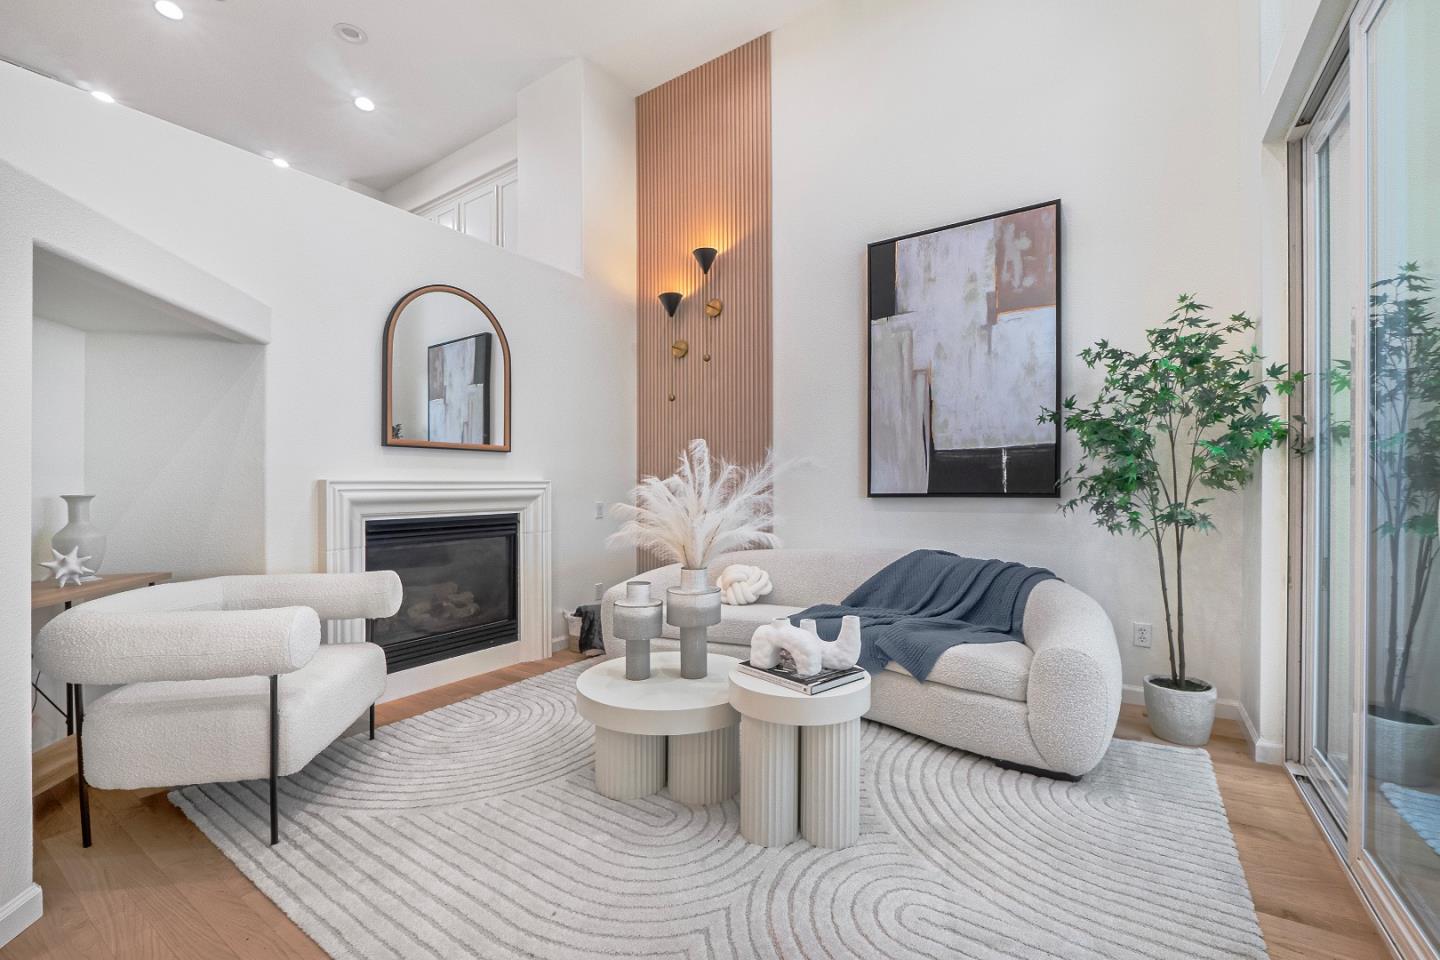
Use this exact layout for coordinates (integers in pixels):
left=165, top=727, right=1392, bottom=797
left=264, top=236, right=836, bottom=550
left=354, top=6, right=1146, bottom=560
left=0, top=0, right=816, bottom=191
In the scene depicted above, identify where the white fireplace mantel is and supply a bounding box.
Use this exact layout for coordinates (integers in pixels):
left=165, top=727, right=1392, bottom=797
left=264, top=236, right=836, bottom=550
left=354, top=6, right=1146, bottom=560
left=321, top=479, right=552, bottom=672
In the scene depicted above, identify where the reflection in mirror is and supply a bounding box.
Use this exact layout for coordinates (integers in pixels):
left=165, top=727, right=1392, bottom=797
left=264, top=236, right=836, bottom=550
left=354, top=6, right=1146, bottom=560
left=383, top=285, right=510, bottom=451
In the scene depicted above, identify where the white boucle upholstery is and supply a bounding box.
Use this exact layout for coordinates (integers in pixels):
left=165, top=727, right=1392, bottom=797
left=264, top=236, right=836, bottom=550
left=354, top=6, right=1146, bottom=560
left=602, top=550, right=1122, bottom=777
left=35, top=606, right=320, bottom=685
left=84, top=644, right=386, bottom=789
left=221, top=572, right=403, bottom=621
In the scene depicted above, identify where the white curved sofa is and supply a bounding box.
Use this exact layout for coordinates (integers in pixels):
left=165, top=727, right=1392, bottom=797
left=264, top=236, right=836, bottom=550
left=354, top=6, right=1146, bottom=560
left=602, top=549, right=1122, bottom=778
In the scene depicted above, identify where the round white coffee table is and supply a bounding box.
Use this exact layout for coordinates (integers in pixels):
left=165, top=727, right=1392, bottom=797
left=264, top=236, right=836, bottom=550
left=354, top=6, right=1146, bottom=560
left=576, top=652, right=740, bottom=804
left=728, top=667, right=871, bottom=848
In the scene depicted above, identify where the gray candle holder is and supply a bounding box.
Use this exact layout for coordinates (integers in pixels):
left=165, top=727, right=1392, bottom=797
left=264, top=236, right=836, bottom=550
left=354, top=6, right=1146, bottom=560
left=666, top=567, right=722, bottom=679
left=613, top=580, right=663, bottom=680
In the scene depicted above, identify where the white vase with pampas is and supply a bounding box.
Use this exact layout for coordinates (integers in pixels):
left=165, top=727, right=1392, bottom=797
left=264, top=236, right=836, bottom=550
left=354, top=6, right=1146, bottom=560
left=610, top=439, right=781, bottom=679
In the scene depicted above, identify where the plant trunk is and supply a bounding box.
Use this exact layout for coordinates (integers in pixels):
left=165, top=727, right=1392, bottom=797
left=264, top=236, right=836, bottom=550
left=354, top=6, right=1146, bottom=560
left=1394, top=538, right=1438, bottom=711
left=1175, top=528, right=1186, bottom=688
left=1155, top=534, right=1178, bottom=685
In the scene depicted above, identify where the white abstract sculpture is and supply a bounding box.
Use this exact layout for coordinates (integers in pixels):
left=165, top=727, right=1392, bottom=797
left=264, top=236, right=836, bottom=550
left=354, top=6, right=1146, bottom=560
left=749, top=617, right=824, bottom=677
left=801, top=616, right=862, bottom=670
left=40, top=546, right=96, bottom=588
left=718, top=564, right=773, bottom=606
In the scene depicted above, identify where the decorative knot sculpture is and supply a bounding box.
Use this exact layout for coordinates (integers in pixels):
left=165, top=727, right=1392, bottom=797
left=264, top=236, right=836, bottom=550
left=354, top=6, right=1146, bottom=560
left=717, top=564, right=773, bottom=606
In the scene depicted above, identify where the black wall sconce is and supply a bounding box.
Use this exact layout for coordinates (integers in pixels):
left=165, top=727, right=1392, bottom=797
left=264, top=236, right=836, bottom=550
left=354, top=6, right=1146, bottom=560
left=692, top=247, right=717, bottom=275
left=658, top=291, right=682, bottom=318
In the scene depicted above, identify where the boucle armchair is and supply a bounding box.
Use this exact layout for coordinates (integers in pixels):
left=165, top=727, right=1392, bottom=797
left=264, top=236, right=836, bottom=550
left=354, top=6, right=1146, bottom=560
left=602, top=549, right=1123, bottom=778
left=35, top=572, right=403, bottom=847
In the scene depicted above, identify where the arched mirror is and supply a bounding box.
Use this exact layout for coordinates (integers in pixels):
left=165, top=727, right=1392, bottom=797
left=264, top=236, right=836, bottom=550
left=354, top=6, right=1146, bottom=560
left=382, top=284, right=511, bottom=451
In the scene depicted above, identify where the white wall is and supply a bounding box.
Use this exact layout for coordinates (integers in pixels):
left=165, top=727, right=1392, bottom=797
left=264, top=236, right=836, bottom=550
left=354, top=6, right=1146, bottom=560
left=382, top=120, right=518, bottom=213
left=84, top=333, right=266, bottom=578
left=517, top=62, right=586, bottom=275
left=771, top=0, right=1270, bottom=720
left=31, top=318, right=86, bottom=572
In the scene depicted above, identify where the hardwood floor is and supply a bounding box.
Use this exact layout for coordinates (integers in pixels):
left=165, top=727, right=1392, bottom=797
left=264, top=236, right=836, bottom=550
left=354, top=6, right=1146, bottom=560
left=4, top=653, right=1390, bottom=960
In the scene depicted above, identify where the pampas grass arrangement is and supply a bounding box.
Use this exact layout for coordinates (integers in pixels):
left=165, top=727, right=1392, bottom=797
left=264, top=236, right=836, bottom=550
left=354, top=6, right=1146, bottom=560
left=610, top=439, right=781, bottom=570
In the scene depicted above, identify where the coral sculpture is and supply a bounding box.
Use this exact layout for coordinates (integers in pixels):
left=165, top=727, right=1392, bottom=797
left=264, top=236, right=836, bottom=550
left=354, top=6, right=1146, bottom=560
left=718, top=564, right=773, bottom=606
left=749, top=617, right=824, bottom=677
left=801, top=616, right=862, bottom=670
left=40, top=546, right=96, bottom=587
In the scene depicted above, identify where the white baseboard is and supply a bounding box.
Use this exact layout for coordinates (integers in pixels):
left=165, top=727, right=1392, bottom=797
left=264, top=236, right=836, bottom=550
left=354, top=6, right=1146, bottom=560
left=1121, top=684, right=1283, bottom=765
left=551, top=633, right=569, bottom=653
left=0, top=883, right=42, bottom=950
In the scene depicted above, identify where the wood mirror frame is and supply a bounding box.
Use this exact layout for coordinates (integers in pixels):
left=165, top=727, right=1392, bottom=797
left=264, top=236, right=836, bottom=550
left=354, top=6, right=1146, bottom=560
left=381, top=284, right=512, bottom=452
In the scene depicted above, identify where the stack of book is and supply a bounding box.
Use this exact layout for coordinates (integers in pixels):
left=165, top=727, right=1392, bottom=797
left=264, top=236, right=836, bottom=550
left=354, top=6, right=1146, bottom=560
left=736, top=660, right=866, bottom=695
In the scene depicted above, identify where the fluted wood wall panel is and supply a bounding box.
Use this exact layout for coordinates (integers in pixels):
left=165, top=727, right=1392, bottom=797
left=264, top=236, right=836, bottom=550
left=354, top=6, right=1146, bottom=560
left=636, top=35, right=772, bottom=489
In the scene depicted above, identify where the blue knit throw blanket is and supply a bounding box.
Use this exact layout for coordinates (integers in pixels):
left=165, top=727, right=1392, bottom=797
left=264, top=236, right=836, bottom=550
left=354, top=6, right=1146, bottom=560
left=791, top=550, right=1056, bottom=680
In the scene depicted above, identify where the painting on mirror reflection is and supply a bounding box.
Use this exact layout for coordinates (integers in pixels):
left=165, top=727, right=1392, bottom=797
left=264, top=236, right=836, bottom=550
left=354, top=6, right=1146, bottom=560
left=867, top=200, right=1060, bottom=496
left=427, top=332, right=492, bottom=444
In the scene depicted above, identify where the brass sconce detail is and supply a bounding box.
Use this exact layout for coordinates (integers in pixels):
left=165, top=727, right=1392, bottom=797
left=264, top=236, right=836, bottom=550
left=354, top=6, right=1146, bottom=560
left=704, top=298, right=723, bottom=318
left=671, top=339, right=690, bottom=359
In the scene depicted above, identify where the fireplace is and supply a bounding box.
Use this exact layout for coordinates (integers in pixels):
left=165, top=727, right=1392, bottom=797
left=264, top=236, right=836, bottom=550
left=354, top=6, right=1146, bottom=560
left=363, top=513, right=519, bottom=672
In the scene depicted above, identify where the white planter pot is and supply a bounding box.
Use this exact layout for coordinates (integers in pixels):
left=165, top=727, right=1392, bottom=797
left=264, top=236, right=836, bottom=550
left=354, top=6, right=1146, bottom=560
left=1368, top=709, right=1440, bottom=788
left=1143, top=674, right=1217, bottom=746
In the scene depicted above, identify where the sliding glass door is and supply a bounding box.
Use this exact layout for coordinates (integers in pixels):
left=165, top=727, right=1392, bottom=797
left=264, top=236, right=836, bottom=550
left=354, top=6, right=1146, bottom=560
left=1301, top=76, right=1357, bottom=826
left=1359, top=0, right=1440, bottom=944
left=1294, top=2, right=1440, bottom=954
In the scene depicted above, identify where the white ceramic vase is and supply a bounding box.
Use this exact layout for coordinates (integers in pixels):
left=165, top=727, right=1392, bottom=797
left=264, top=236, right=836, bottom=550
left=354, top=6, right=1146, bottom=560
left=52, top=494, right=106, bottom=577
left=1143, top=674, right=1217, bottom=746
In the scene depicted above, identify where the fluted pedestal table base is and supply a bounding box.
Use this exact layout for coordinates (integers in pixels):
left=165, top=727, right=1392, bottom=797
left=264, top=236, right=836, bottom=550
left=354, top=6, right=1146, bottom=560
left=729, top=667, right=871, bottom=849
left=594, top=729, right=666, bottom=800
left=577, top=652, right=741, bottom=806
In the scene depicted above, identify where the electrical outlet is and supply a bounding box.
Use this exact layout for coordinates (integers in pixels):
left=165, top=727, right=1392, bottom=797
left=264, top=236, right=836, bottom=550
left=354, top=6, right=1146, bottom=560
left=594, top=500, right=606, bottom=520
left=594, top=582, right=604, bottom=600
left=1133, top=622, right=1153, bottom=648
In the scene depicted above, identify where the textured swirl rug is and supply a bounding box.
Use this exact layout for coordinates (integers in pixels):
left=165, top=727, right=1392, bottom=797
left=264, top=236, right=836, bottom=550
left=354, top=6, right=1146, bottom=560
left=172, top=661, right=1268, bottom=960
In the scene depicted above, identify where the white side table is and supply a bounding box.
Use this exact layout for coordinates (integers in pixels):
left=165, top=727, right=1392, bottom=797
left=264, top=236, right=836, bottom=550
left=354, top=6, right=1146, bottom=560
left=576, top=652, right=740, bottom=805
left=728, top=668, right=871, bottom=848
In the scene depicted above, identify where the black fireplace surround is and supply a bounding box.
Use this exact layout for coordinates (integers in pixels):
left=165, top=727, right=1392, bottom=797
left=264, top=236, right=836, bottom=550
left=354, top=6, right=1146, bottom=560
left=364, top=513, right=519, bottom=672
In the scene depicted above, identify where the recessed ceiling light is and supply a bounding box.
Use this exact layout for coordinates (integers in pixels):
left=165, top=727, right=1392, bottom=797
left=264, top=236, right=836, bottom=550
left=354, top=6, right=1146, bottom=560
left=154, top=1, right=184, bottom=20
left=271, top=157, right=290, bottom=168
left=352, top=95, right=375, bottom=112
left=333, top=22, right=367, bottom=44
left=90, top=90, right=116, bottom=103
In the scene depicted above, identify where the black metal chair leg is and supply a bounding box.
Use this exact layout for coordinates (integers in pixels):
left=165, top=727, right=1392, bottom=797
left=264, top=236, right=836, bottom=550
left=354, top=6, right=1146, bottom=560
left=75, top=683, right=91, bottom=848
left=369, top=703, right=376, bottom=740
left=65, top=682, right=74, bottom=736
left=269, top=674, right=279, bottom=846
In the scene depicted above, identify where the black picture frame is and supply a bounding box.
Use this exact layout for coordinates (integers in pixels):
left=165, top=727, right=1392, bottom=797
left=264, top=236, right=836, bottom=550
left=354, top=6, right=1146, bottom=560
left=866, top=199, right=1061, bottom=498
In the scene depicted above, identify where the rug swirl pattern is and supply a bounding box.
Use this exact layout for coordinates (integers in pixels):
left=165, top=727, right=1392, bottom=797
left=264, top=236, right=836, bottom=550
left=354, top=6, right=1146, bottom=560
left=173, top=661, right=1267, bottom=959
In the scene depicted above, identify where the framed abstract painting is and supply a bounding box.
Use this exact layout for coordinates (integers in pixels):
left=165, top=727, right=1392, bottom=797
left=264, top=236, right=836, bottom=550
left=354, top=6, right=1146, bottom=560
left=866, top=199, right=1060, bottom=497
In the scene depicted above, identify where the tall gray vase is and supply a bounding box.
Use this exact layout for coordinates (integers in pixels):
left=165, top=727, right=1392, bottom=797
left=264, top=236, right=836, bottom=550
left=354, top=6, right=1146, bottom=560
left=52, top=494, right=106, bottom=577
left=667, top=566, right=721, bottom=679
left=613, top=580, right=663, bottom=681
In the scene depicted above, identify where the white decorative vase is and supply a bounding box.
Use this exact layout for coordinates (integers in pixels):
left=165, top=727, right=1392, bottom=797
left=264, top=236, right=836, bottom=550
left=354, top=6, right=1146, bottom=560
left=613, top=580, right=664, bottom=681
left=52, top=494, right=106, bottom=577
left=667, top=567, right=721, bottom=679
left=1143, top=674, right=1217, bottom=746
left=1368, top=709, right=1440, bottom=787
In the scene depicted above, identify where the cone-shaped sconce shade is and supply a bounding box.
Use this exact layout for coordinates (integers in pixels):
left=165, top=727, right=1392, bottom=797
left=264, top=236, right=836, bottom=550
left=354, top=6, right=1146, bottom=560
left=692, top=247, right=718, bottom=275
left=658, top=291, right=682, bottom=317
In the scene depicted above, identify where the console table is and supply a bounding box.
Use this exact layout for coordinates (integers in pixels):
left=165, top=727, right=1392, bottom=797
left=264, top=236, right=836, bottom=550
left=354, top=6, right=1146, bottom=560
left=31, top=572, right=172, bottom=733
